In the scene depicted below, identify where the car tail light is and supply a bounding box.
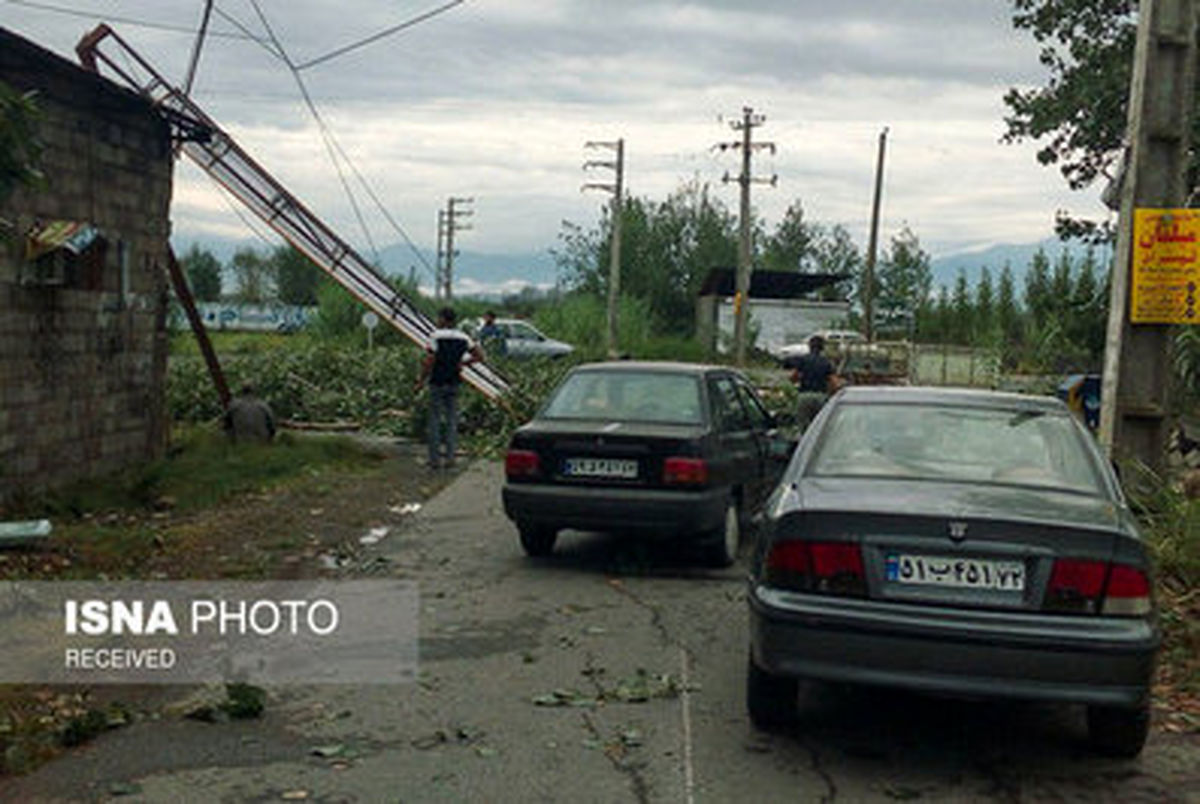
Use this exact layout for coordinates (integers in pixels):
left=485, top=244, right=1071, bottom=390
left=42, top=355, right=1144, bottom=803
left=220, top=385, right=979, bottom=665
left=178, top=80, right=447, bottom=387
left=1044, top=558, right=1152, bottom=616
left=1101, top=564, right=1152, bottom=616
left=765, top=540, right=865, bottom=597
left=505, top=449, right=540, bottom=479
left=663, top=457, right=708, bottom=486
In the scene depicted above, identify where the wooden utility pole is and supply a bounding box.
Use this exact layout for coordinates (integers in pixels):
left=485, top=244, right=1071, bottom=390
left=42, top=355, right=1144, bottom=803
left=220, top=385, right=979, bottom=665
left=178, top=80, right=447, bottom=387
left=443, top=196, right=473, bottom=302
left=584, top=139, right=625, bottom=358
left=864, top=127, right=888, bottom=343
left=718, top=107, right=775, bottom=365
left=1099, top=0, right=1198, bottom=473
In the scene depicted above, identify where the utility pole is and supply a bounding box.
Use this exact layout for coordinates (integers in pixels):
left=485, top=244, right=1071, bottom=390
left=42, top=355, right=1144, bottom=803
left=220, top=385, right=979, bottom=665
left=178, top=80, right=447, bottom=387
left=584, top=138, right=625, bottom=358
left=183, top=0, right=214, bottom=98
left=443, top=197, right=474, bottom=302
left=435, top=208, right=447, bottom=301
left=1099, top=0, right=1198, bottom=473
left=864, top=127, right=888, bottom=343
left=717, top=107, right=776, bottom=365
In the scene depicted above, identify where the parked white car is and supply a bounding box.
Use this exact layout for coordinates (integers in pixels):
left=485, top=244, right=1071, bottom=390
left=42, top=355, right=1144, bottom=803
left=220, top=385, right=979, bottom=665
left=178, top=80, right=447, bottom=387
left=776, top=329, right=864, bottom=364
left=471, top=318, right=574, bottom=359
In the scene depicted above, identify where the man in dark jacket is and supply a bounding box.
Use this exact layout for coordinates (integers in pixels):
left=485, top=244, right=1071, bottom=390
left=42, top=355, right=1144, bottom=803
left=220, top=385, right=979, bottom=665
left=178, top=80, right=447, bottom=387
left=416, top=308, right=483, bottom=469
left=789, top=335, right=836, bottom=431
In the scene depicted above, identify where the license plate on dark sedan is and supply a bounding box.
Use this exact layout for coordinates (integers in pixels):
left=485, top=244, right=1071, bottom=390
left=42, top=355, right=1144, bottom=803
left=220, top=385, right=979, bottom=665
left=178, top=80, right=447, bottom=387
left=885, top=553, right=1025, bottom=592
left=562, top=457, right=639, bottom=479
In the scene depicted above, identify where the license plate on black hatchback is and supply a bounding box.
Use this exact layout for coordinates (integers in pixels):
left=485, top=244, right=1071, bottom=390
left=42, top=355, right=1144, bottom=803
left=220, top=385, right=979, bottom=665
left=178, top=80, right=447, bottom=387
left=562, top=457, right=639, bottom=479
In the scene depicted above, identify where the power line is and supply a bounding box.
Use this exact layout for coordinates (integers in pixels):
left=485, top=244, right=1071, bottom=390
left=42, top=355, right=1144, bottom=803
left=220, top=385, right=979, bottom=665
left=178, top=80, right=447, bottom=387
left=247, top=0, right=382, bottom=265
left=233, top=0, right=437, bottom=279
left=4, top=0, right=258, bottom=41
left=295, top=0, right=465, bottom=71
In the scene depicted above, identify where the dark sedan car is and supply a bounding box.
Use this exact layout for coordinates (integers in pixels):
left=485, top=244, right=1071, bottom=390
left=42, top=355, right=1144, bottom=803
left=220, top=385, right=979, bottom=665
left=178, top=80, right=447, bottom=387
left=503, top=362, right=794, bottom=566
left=747, top=386, right=1158, bottom=757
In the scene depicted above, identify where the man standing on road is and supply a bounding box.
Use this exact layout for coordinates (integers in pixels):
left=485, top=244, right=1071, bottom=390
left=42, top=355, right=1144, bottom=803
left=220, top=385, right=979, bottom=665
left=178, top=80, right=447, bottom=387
left=416, top=308, right=483, bottom=469
left=789, top=334, right=836, bottom=432
left=478, top=310, right=505, bottom=357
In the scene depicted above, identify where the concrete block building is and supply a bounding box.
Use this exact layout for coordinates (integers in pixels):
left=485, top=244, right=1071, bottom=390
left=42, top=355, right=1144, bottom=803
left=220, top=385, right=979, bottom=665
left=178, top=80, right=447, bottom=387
left=0, top=27, right=173, bottom=499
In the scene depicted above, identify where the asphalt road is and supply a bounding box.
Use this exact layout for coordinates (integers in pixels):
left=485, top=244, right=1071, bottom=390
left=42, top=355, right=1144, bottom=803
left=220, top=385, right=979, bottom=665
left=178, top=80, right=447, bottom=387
left=4, top=461, right=1199, bottom=803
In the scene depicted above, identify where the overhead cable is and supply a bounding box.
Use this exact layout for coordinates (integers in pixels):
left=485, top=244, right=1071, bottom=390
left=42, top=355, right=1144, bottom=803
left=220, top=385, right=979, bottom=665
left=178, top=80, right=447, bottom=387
left=5, top=0, right=257, bottom=40
left=246, top=0, right=382, bottom=265
left=295, top=0, right=465, bottom=71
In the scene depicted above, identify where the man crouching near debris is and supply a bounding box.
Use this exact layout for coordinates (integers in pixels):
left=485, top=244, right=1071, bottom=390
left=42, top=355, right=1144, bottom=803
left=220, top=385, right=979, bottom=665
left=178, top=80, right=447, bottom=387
left=224, top=383, right=276, bottom=444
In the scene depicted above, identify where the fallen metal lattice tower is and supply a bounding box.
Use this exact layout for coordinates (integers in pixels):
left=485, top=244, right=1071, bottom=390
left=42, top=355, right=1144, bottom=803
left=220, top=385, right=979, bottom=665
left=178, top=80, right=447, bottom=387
left=76, top=24, right=509, bottom=401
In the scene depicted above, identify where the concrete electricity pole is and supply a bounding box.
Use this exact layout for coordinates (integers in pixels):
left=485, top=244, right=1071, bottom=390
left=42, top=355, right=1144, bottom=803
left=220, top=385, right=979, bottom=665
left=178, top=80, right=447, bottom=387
left=863, top=127, right=888, bottom=343
left=1099, top=0, right=1198, bottom=473
left=435, top=208, right=447, bottom=301
left=443, top=197, right=474, bottom=302
left=718, top=107, right=776, bottom=365
left=584, top=138, right=625, bottom=358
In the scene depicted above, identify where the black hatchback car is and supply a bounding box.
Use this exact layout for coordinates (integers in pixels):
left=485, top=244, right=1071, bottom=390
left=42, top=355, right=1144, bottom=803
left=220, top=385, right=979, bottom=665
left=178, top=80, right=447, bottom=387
left=502, top=362, right=794, bottom=565
left=747, top=386, right=1159, bottom=757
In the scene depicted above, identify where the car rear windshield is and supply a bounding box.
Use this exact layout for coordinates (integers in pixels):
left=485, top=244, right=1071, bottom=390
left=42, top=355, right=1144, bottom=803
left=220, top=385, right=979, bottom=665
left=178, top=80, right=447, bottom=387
left=541, top=371, right=703, bottom=425
left=808, top=402, right=1106, bottom=495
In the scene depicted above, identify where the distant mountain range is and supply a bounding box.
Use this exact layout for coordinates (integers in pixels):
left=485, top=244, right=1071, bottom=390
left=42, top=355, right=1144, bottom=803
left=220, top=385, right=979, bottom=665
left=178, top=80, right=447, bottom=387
left=171, top=234, right=1110, bottom=300
left=928, top=237, right=1112, bottom=292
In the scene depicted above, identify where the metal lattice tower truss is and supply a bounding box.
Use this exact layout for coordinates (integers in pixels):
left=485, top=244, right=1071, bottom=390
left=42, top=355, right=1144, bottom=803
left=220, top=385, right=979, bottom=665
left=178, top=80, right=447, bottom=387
left=76, top=24, right=509, bottom=401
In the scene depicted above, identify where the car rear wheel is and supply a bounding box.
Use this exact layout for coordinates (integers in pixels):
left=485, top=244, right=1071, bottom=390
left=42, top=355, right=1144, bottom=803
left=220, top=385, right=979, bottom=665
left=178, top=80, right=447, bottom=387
left=518, top=524, right=558, bottom=557
left=747, top=653, right=797, bottom=729
left=703, top=497, right=740, bottom=568
left=1086, top=702, right=1149, bottom=758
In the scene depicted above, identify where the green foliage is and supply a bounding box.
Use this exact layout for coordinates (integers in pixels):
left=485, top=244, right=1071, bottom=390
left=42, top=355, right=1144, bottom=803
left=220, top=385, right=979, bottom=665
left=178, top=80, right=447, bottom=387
left=308, top=274, right=432, bottom=347
left=273, top=245, right=323, bottom=306
left=0, top=80, right=44, bottom=204
left=1126, top=463, right=1200, bottom=588
left=229, top=247, right=273, bottom=304
left=1002, top=0, right=1142, bottom=240
left=310, top=280, right=366, bottom=339
left=532, top=293, right=653, bottom=358
left=1174, top=327, right=1200, bottom=406
left=874, top=227, right=932, bottom=337
left=556, top=179, right=738, bottom=337
left=168, top=341, right=424, bottom=435
left=761, top=200, right=817, bottom=272
left=179, top=244, right=222, bottom=301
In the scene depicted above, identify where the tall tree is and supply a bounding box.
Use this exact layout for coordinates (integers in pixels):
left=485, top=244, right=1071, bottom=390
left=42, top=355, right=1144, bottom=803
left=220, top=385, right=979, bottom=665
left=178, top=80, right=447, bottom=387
left=951, top=269, right=973, bottom=345
left=555, top=179, right=737, bottom=336
left=1024, top=247, right=1052, bottom=329
left=1001, top=0, right=1141, bottom=240
left=875, top=227, right=933, bottom=337
left=975, top=267, right=996, bottom=344
left=272, top=245, right=323, bottom=306
left=230, top=247, right=273, bottom=304
left=180, top=244, right=222, bottom=301
left=761, top=200, right=818, bottom=272
left=997, top=264, right=1023, bottom=361
left=811, top=223, right=861, bottom=302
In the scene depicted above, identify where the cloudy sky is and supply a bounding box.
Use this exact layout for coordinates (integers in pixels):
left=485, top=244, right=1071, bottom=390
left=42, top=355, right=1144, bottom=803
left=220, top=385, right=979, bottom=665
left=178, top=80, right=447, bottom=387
left=4, top=0, right=1114, bottom=288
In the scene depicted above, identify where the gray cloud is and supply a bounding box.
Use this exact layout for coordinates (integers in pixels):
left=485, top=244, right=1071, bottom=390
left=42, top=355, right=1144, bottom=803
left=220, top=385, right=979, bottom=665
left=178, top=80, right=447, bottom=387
left=3, top=0, right=1087, bottom=259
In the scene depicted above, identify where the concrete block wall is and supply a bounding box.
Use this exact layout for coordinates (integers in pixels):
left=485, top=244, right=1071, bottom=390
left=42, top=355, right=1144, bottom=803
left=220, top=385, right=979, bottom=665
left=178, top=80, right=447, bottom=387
left=0, top=29, right=172, bottom=500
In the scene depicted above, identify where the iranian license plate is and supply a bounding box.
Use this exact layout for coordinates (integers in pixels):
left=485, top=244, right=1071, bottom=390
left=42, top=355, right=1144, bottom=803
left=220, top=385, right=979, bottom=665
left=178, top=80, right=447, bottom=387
left=563, top=457, right=638, bottom=479
left=885, top=553, right=1025, bottom=592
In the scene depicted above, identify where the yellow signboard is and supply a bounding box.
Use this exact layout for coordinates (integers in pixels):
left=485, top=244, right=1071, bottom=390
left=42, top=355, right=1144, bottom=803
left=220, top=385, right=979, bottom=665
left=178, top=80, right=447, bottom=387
left=1131, top=208, right=1200, bottom=324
